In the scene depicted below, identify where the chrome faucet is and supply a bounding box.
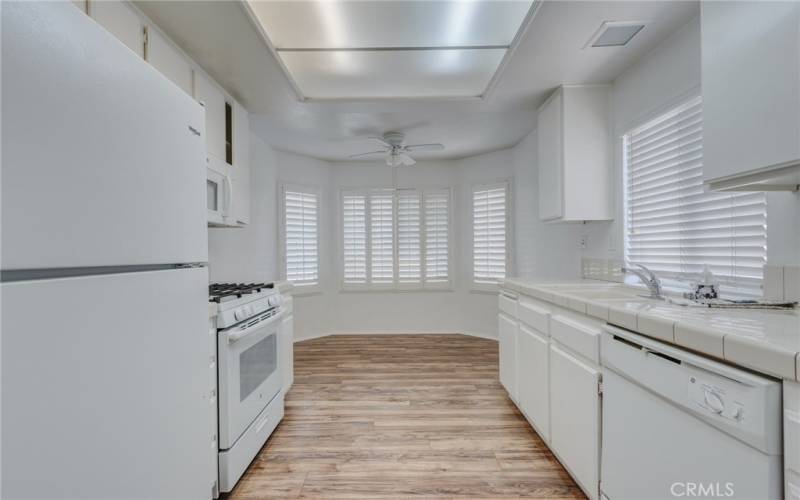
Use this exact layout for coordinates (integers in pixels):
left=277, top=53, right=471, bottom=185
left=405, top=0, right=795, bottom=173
left=621, top=263, right=664, bottom=299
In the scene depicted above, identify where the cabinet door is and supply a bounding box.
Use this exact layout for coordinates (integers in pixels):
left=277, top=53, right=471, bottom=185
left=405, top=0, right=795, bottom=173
left=518, top=324, right=549, bottom=441
left=231, top=101, right=250, bottom=225
left=498, top=312, right=518, bottom=401
left=194, top=73, right=226, bottom=161
left=549, top=343, right=600, bottom=500
left=280, top=314, right=294, bottom=393
left=702, top=1, right=800, bottom=182
left=537, top=91, right=563, bottom=221
left=89, top=0, right=144, bottom=58
left=145, top=27, right=193, bottom=96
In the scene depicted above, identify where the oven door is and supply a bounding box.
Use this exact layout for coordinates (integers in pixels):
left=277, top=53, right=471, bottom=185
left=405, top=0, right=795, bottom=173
left=217, top=309, right=283, bottom=450
left=207, top=164, right=230, bottom=226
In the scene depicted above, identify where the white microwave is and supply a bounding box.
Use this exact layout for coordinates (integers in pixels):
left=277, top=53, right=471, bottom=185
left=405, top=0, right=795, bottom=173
left=207, top=159, right=231, bottom=226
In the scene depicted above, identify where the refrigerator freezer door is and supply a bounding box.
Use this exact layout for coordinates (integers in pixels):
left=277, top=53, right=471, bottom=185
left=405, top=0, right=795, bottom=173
left=1, top=267, right=212, bottom=498
left=1, top=2, right=207, bottom=270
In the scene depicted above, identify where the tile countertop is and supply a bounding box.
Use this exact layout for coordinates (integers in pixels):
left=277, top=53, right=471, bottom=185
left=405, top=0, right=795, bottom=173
left=501, top=278, right=800, bottom=381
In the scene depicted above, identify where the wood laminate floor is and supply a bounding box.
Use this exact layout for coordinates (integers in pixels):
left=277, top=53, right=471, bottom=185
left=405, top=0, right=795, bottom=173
left=228, top=334, right=586, bottom=499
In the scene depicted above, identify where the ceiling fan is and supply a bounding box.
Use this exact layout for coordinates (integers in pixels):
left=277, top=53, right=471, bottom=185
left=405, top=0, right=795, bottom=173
left=348, top=132, right=444, bottom=166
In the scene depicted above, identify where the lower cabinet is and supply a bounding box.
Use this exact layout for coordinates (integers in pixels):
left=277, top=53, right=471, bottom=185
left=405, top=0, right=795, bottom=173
left=498, top=312, right=518, bottom=401
left=517, top=324, right=549, bottom=440
left=549, top=343, right=601, bottom=500
left=279, top=309, right=294, bottom=394
left=786, top=381, right=800, bottom=500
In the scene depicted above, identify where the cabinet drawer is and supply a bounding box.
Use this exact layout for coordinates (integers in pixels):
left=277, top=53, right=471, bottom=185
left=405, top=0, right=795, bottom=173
left=499, top=293, right=518, bottom=317
left=518, top=297, right=549, bottom=334
left=550, top=315, right=600, bottom=364
left=787, top=409, right=800, bottom=474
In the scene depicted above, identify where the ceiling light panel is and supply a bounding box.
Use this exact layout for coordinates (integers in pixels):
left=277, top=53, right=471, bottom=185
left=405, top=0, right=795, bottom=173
left=248, top=1, right=533, bottom=49
left=279, top=48, right=507, bottom=99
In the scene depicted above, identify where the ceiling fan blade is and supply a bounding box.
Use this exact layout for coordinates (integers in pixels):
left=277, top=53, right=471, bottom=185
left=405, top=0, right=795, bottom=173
left=399, top=154, right=416, bottom=166
left=368, top=136, right=392, bottom=148
left=348, top=149, right=388, bottom=158
left=404, top=143, right=444, bottom=152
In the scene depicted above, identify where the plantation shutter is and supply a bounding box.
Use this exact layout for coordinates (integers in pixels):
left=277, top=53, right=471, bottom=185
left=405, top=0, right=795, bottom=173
left=370, top=190, right=395, bottom=285
left=473, top=183, right=508, bottom=284
left=283, top=186, right=319, bottom=286
left=625, top=96, right=767, bottom=298
left=424, top=189, right=449, bottom=286
left=397, top=191, right=422, bottom=284
left=342, top=192, right=367, bottom=285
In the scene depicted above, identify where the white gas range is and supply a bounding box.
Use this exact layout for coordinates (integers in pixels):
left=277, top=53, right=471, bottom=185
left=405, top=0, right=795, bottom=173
left=209, top=283, right=285, bottom=494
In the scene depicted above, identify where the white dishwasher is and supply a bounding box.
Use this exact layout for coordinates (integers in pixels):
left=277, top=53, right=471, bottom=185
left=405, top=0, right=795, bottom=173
left=601, top=325, right=783, bottom=500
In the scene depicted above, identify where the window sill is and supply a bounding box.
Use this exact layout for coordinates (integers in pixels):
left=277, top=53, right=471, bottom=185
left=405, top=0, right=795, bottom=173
left=339, top=287, right=454, bottom=294
left=289, top=283, right=322, bottom=297
left=471, top=282, right=501, bottom=294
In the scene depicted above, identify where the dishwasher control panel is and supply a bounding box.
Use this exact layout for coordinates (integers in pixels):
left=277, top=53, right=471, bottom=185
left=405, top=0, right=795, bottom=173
left=688, top=375, right=745, bottom=422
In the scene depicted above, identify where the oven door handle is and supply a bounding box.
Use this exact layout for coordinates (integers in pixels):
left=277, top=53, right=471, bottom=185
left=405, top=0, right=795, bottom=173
left=225, top=311, right=282, bottom=344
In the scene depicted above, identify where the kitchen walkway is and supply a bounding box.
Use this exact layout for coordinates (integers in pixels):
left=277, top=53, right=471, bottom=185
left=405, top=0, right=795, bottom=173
left=229, top=334, right=585, bottom=499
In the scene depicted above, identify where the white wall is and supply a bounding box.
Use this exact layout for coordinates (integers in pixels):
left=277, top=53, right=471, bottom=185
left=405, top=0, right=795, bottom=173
left=208, top=133, right=589, bottom=340
left=325, top=152, right=516, bottom=339
left=582, top=15, right=800, bottom=268
left=208, top=133, right=277, bottom=283
left=211, top=14, right=800, bottom=339
left=512, top=129, right=585, bottom=280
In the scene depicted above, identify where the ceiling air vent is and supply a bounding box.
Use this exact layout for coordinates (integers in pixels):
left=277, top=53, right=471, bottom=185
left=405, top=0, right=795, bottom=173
left=585, top=21, right=646, bottom=48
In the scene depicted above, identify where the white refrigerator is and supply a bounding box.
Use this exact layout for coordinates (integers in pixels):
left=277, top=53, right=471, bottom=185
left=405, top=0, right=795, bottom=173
left=2, top=3, right=212, bottom=498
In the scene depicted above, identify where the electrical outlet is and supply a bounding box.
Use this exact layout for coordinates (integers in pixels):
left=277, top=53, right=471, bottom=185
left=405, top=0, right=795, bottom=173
left=579, top=235, right=588, bottom=249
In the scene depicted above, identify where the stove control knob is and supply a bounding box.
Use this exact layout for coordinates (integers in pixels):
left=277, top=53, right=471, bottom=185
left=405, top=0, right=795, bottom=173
left=234, top=309, right=245, bottom=321
left=704, top=389, right=725, bottom=414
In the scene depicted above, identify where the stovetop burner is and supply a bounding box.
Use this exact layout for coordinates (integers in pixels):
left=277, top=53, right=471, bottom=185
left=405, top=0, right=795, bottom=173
left=209, top=282, right=274, bottom=303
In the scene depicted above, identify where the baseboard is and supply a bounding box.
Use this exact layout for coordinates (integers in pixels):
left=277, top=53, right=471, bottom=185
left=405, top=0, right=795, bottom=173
left=461, top=330, right=499, bottom=341
left=294, top=330, right=497, bottom=343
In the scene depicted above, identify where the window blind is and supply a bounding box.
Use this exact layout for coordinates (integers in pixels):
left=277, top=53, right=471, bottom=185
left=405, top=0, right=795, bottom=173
left=625, top=96, right=767, bottom=298
left=283, top=186, right=319, bottom=286
left=341, top=188, right=451, bottom=290
left=424, top=189, right=449, bottom=284
left=397, top=191, right=421, bottom=284
left=370, top=190, right=395, bottom=285
left=342, top=192, right=367, bottom=284
left=473, top=183, right=508, bottom=284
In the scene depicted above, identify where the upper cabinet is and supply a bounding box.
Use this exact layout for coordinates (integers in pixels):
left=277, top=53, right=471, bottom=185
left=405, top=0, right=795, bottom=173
left=537, top=86, right=613, bottom=222
left=145, top=28, right=193, bottom=96
left=194, top=73, right=227, bottom=163
left=702, top=2, right=800, bottom=191
left=89, top=1, right=144, bottom=58
left=76, top=0, right=255, bottom=227
left=231, top=101, right=251, bottom=225
left=194, top=75, right=251, bottom=226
